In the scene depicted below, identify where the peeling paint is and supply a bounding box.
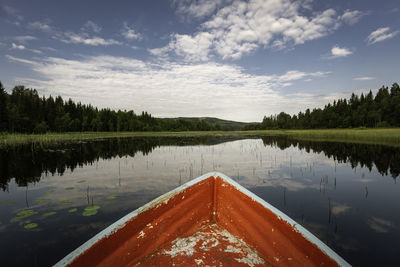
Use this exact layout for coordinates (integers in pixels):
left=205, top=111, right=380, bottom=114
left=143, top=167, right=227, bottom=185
left=150, top=224, right=265, bottom=266
left=137, top=231, right=145, bottom=239
left=55, top=172, right=350, bottom=267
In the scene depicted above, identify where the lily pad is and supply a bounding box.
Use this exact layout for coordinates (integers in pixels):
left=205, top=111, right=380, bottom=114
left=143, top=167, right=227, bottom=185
left=35, top=199, right=50, bottom=203
left=77, top=180, right=86, bottom=183
left=107, top=194, right=119, bottom=200
left=0, top=199, right=15, bottom=205
left=24, top=223, right=38, bottom=229
left=82, top=210, right=98, bottom=216
left=11, top=209, right=38, bottom=222
left=43, top=190, right=55, bottom=195
left=82, top=205, right=101, bottom=217
left=59, top=200, right=72, bottom=206
left=84, top=205, right=100, bottom=211
left=42, top=211, right=56, bottom=217
left=68, top=208, right=77, bottom=213
left=17, top=210, right=37, bottom=217
left=65, top=187, right=75, bottom=190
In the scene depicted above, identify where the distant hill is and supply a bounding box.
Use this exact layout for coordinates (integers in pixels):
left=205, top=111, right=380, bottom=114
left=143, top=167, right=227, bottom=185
left=168, top=117, right=259, bottom=131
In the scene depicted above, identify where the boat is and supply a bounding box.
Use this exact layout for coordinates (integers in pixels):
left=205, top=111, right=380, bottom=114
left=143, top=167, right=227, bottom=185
left=55, top=172, right=350, bottom=266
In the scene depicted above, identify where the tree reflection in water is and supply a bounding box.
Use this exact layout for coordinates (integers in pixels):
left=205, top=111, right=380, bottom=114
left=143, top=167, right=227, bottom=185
left=0, top=135, right=399, bottom=191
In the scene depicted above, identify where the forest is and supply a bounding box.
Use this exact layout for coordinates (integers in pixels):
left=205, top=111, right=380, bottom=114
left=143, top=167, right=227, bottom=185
left=260, top=83, right=400, bottom=129
left=0, top=81, right=399, bottom=133
left=0, top=81, right=220, bottom=133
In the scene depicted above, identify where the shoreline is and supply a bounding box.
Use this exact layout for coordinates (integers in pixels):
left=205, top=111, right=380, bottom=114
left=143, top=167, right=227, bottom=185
left=1, top=128, right=400, bottom=147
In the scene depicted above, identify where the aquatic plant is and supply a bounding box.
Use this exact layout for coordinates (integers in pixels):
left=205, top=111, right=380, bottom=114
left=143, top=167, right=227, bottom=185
left=68, top=208, right=77, bottom=213
left=77, top=180, right=86, bottom=183
left=65, top=187, right=75, bottom=190
left=43, top=190, right=55, bottom=194
left=24, top=223, right=38, bottom=229
left=10, top=209, right=38, bottom=222
left=82, top=205, right=100, bottom=216
left=107, top=194, right=119, bottom=200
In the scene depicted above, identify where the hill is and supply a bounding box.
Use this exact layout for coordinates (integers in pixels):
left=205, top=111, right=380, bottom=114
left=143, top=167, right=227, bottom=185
left=169, top=117, right=259, bottom=131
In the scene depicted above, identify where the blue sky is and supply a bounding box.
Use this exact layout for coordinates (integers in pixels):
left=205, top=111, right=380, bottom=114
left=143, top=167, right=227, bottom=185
left=1, top=0, right=399, bottom=122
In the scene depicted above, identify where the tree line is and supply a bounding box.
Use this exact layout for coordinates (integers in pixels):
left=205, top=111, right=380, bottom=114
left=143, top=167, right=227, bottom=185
left=0, top=81, right=220, bottom=133
left=261, top=83, right=400, bottom=129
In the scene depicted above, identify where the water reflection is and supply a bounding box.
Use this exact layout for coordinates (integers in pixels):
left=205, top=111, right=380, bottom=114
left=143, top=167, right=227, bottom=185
left=0, top=136, right=400, bottom=266
left=261, top=136, right=400, bottom=178
left=0, top=136, right=255, bottom=191
left=1, top=136, right=399, bottom=191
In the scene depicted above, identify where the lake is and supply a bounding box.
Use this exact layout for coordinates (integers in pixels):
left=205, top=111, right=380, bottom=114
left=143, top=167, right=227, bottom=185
left=0, top=136, right=399, bottom=266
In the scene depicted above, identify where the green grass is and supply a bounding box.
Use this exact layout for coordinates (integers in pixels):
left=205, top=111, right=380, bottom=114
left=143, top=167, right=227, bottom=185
left=281, top=128, right=400, bottom=147
left=1, top=128, right=400, bottom=147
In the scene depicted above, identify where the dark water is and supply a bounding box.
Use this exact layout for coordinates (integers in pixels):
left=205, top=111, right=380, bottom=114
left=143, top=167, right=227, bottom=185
left=0, top=136, right=400, bottom=266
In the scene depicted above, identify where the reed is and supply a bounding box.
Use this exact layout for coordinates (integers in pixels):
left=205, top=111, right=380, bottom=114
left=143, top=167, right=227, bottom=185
left=1, top=128, right=400, bottom=147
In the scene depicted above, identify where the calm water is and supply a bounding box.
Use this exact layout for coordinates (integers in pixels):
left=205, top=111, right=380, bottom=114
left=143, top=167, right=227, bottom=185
left=1, top=136, right=400, bottom=266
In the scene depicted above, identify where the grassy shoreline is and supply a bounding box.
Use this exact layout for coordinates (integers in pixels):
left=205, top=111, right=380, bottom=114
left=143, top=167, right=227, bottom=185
left=1, top=128, right=400, bottom=147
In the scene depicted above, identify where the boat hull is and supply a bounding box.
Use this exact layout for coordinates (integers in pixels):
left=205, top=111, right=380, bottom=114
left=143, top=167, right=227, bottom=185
left=55, top=172, right=350, bottom=266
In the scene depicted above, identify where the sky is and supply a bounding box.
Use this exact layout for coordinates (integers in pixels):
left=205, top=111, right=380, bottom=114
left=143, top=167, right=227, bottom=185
left=0, top=0, right=399, bottom=122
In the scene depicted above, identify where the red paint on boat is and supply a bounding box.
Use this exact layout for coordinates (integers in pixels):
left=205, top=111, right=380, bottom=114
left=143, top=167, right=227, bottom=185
left=60, top=174, right=347, bottom=266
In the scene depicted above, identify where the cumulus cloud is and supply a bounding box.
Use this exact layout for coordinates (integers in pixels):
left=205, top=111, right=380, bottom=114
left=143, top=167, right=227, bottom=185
left=367, top=27, right=399, bottom=45
left=121, top=22, right=142, bottom=40
left=353, top=77, right=376, bottom=81
left=172, top=32, right=214, bottom=61
left=340, top=9, right=365, bottom=25
left=172, top=0, right=228, bottom=20
left=29, top=21, right=53, bottom=32
left=160, top=0, right=362, bottom=61
left=328, top=45, right=352, bottom=58
left=6, top=54, right=334, bottom=121
left=81, top=20, right=102, bottom=33
left=11, top=43, right=25, bottom=50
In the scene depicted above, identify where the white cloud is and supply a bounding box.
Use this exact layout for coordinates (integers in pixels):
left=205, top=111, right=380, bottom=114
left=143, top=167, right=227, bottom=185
left=367, top=27, right=399, bottom=45
left=10, top=43, right=42, bottom=54
left=6, top=55, right=37, bottom=65
left=41, top=46, right=57, bottom=52
left=28, top=20, right=121, bottom=47
left=329, top=45, right=352, bottom=58
left=11, top=43, right=25, bottom=50
left=15, top=35, right=37, bottom=43
left=6, top=54, right=333, bottom=122
left=81, top=20, right=102, bottom=33
left=340, top=9, right=365, bottom=25
left=56, top=32, right=122, bottom=46
left=121, top=22, right=142, bottom=41
left=162, top=0, right=359, bottom=61
left=173, top=0, right=228, bottom=20
left=148, top=45, right=171, bottom=58
left=29, top=21, right=53, bottom=32
left=172, top=32, right=214, bottom=61
left=278, top=70, right=329, bottom=82
left=353, top=77, right=376, bottom=81
left=1, top=5, right=24, bottom=20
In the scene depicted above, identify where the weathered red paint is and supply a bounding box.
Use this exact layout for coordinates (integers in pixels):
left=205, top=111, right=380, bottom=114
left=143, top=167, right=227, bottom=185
left=65, top=175, right=341, bottom=266
left=216, top=176, right=339, bottom=266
